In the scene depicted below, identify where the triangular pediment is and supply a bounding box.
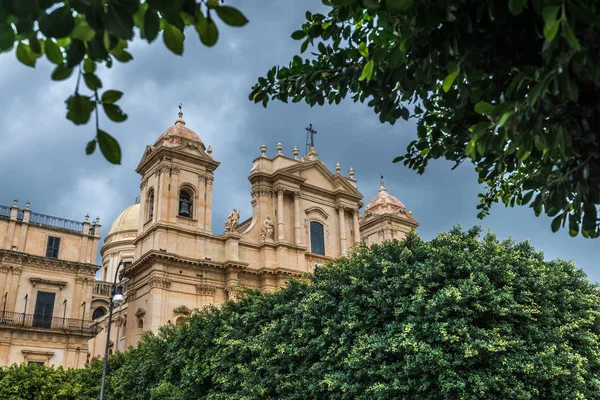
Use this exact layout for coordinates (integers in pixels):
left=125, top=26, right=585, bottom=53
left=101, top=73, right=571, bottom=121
left=278, top=160, right=362, bottom=198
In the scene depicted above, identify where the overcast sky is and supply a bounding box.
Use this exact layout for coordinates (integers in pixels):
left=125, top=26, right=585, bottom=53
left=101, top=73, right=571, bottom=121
left=0, top=1, right=598, bottom=282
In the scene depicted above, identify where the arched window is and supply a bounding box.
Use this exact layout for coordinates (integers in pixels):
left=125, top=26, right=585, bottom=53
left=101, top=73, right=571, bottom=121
left=92, top=307, right=107, bottom=320
left=310, top=221, right=325, bottom=255
left=147, top=190, right=155, bottom=220
left=178, top=188, right=193, bottom=218
left=175, top=316, right=186, bottom=326
left=137, top=318, right=144, bottom=330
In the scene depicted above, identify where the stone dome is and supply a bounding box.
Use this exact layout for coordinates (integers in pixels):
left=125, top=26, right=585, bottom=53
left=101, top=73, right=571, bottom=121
left=108, top=202, right=140, bottom=236
left=364, top=179, right=407, bottom=215
left=153, top=112, right=206, bottom=151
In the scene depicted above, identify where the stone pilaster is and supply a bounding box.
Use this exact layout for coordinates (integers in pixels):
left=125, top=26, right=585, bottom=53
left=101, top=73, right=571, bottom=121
left=338, top=206, right=347, bottom=254
left=277, top=189, right=285, bottom=241
left=352, top=209, right=360, bottom=244
left=293, top=192, right=302, bottom=246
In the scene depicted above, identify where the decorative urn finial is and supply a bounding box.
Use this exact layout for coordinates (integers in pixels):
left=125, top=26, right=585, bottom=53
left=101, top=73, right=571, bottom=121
left=292, top=146, right=299, bottom=160
left=348, top=167, right=355, bottom=180
left=260, top=144, right=267, bottom=157
left=335, top=162, right=341, bottom=173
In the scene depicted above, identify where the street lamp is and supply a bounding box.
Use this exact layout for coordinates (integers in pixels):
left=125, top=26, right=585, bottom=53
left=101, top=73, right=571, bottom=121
left=99, top=262, right=126, bottom=400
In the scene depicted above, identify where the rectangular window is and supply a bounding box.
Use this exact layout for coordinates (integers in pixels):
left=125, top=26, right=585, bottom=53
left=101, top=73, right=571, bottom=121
left=45, top=236, right=61, bottom=259
left=33, top=291, right=55, bottom=329
left=28, top=361, right=45, bottom=366
left=310, top=221, right=325, bottom=256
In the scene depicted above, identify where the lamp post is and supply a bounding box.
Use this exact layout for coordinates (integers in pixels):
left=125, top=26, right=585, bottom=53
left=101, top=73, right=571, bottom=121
left=99, top=262, right=126, bottom=400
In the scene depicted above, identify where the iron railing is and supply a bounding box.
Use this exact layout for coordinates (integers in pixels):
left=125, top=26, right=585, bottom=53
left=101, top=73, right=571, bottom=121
left=0, top=205, right=10, bottom=218
left=0, top=311, right=100, bottom=335
left=29, top=211, right=82, bottom=233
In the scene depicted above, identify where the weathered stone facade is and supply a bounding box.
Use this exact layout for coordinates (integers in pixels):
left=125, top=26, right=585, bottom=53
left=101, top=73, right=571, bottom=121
left=87, top=113, right=419, bottom=358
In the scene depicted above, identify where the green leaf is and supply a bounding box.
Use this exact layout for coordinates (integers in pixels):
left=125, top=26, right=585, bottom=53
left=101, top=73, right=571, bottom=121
left=358, top=42, right=368, bottom=57
left=291, top=30, right=306, bottom=40
left=551, top=214, right=562, bottom=232
left=358, top=60, right=374, bottom=81
left=65, top=39, right=85, bottom=67
left=474, top=101, right=494, bottom=115
left=97, top=129, right=122, bottom=164
left=144, top=8, right=160, bottom=42
left=386, top=0, right=414, bottom=13
left=83, top=57, right=96, bottom=73
left=102, top=90, right=123, bottom=104
left=442, top=71, right=458, bottom=92
left=195, top=14, right=218, bottom=46
left=103, top=103, right=128, bottom=122
left=508, top=0, right=526, bottom=15
left=66, top=95, right=94, bottom=125
left=542, top=6, right=560, bottom=41
left=215, top=6, right=248, bottom=27
left=39, top=6, right=75, bottom=39
left=71, top=21, right=96, bottom=42
left=51, top=64, right=73, bottom=81
left=86, top=139, right=96, bottom=155
left=561, top=20, right=581, bottom=51
left=163, top=23, right=184, bottom=55
left=516, top=146, right=531, bottom=161
left=44, top=38, right=63, bottom=64
left=84, top=73, right=102, bottom=90
left=16, top=42, right=36, bottom=67
left=107, top=3, right=135, bottom=40
left=0, top=22, right=15, bottom=51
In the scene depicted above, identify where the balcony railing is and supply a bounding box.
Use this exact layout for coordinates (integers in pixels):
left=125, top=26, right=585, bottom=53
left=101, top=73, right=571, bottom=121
left=93, top=281, right=113, bottom=297
left=0, top=311, right=100, bottom=336
left=29, top=211, right=82, bottom=233
left=0, top=205, right=10, bottom=218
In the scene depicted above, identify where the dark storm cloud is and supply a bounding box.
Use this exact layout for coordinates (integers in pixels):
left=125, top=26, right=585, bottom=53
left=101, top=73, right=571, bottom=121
left=0, top=1, right=598, bottom=281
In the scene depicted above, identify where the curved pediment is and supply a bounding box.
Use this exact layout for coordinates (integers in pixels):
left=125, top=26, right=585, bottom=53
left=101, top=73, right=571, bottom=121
left=304, top=206, right=329, bottom=220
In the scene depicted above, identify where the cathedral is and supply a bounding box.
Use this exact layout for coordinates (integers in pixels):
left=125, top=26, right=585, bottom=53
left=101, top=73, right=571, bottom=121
left=0, top=111, right=419, bottom=368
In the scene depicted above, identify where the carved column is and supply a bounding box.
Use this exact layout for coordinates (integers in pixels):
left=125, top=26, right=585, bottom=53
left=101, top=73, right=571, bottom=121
left=338, top=206, right=347, bottom=255
left=293, top=192, right=302, bottom=245
left=197, top=174, right=207, bottom=230
left=205, top=175, right=214, bottom=232
left=277, top=189, right=285, bottom=241
left=352, top=208, right=360, bottom=244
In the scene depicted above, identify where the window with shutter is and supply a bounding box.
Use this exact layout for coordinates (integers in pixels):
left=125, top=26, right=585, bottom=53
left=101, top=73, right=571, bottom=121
left=45, top=236, right=61, bottom=259
left=310, top=221, right=325, bottom=255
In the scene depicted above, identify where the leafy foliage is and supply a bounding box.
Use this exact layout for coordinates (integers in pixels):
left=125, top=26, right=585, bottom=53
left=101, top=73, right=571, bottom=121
left=0, top=0, right=248, bottom=164
left=251, top=0, right=600, bottom=237
left=5, top=228, right=599, bottom=399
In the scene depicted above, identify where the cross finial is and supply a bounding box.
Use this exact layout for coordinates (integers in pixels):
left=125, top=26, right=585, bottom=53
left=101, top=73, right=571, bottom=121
left=178, top=103, right=183, bottom=119
left=380, top=174, right=384, bottom=188
left=306, top=124, right=317, bottom=148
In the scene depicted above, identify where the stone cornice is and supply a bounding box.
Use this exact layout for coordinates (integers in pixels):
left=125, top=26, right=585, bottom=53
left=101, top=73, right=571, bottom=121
left=136, top=145, right=220, bottom=176
left=124, top=250, right=249, bottom=277
left=360, top=212, right=420, bottom=231
left=132, top=222, right=221, bottom=246
left=0, top=250, right=99, bottom=276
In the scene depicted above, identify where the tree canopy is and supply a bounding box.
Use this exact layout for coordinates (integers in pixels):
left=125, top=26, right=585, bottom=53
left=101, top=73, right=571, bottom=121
left=0, top=0, right=248, bottom=164
left=3, top=227, right=599, bottom=399
left=251, top=0, right=600, bottom=238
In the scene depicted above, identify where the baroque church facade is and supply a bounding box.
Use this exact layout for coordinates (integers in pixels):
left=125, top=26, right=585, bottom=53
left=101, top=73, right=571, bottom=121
left=0, top=112, right=418, bottom=367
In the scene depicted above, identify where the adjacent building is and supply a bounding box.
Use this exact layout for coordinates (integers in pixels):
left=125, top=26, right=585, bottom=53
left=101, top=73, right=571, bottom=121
left=0, top=202, right=101, bottom=367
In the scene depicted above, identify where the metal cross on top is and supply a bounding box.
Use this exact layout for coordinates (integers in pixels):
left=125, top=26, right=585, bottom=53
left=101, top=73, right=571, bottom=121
left=306, top=123, right=317, bottom=148
left=178, top=103, right=183, bottom=119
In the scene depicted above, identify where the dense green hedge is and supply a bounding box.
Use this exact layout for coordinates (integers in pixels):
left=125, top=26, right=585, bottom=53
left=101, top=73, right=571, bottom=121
left=2, top=227, right=599, bottom=399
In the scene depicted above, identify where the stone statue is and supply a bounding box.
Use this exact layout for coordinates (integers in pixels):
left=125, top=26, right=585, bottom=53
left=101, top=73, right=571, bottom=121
left=225, top=208, right=240, bottom=233
left=260, top=215, right=274, bottom=240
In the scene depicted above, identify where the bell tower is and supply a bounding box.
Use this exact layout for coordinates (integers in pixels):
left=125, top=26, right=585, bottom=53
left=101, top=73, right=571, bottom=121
left=133, top=109, right=220, bottom=260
